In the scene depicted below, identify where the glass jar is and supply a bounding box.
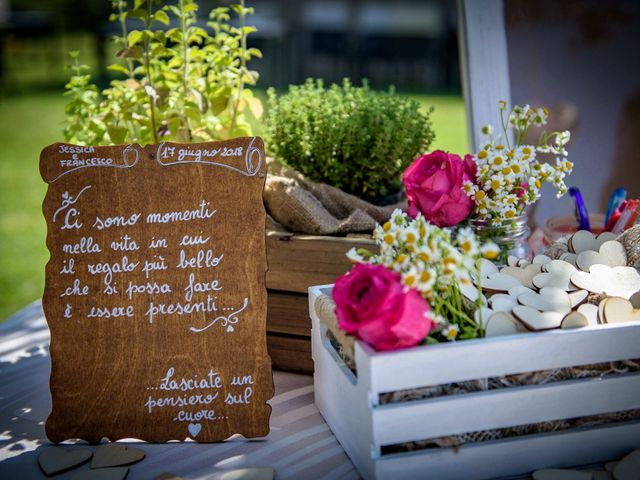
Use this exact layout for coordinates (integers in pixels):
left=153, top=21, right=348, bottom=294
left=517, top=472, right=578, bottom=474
left=466, top=214, right=532, bottom=266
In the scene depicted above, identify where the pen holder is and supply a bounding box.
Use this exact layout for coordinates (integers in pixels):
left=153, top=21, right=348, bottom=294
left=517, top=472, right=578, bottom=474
left=543, top=213, right=605, bottom=244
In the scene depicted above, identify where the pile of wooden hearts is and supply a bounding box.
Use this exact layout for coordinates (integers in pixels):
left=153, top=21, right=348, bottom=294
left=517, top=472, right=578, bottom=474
left=468, top=230, right=640, bottom=336
left=38, top=443, right=144, bottom=479
left=38, top=443, right=275, bottom=480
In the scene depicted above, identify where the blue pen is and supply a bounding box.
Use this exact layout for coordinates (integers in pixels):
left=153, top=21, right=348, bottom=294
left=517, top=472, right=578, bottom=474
left=569, top=187, right=590, bottom=231
left=604, top=187, right=627, bottom=225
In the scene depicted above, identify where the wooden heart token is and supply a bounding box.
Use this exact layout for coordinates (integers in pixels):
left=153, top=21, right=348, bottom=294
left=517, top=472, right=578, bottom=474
left=501, top=264, right=541, bottom=290
left=220, top=467, right=275, bottom=480
left=518, top=287, right=571, bottom=314
left=532, top=254, right=552, bottom=265
left=489, top=293, right=517, bottom=312
left=602, top=297, right=640, bottom=324
left=38, top=448, right=93, bottom=476
left=575, top=240, right=627, bottom=271
left=559, top=252, right=578, bottom=268
left=513, top=305, right=564, bottom=330
left=533, top=260, right=578, bottom=291
left=72, top=468, right=129, bottom=480
left=561, top=311, right=589, bottom=329
left=474, top=307, right=494, bottom=328
left=629, top=290, right=640, bottom=308
left=569, top=230, right=618, bottom=254
left=568, top=289, right=588, bottom=308
left=509, top=285, right=536, bottom=297
left=613, top=449, right=640, bottom=480
left=479, top=272, right=523, bottom=292
left=577, top=303, right=599, bottom=326
left=507, top=255, right=519, bottom=267
left=532, top=469, right=592, bottom=480
left=571, top=264, right=640, bottom=298
left=91, top=443, right=145, bottom=469
left=485, top=312, right=526, bottom=337
left=479, top=258, right=499, bottom=277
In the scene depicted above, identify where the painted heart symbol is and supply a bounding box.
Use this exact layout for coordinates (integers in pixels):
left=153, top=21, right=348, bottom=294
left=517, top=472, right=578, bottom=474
left=602, top=297, right=640, bottom=324
left=575, top=240, right=627, bottom=271
left=38, top=447, right=93, bottom=476
left=226, top=325, right=234, bottom=333
left=188, top=422, right=202, bottom=438
left=91, top=443, right=145, bottom=469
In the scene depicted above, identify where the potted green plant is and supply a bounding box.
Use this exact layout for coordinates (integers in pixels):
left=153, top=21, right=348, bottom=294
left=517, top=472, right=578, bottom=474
left=261, top=79, right=436, bottom=372
left=63, top=0, right=263, bottom=146
left=265, top=78, right=435, bottom=204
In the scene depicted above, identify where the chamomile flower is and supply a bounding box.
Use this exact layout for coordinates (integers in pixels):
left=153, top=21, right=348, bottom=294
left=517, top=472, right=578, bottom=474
left=456, top=227, right=479, bottom=256
left=401, top=265, right=420, bottom=289
left=416, top=267, right=437, bottom=295
left=462, top=180, right=478, bottom=197
left=480, top=241, right=500, bottom=260
left=346, top=247, right=365, bottom=264
left=443, top=324, right=460, bottom=341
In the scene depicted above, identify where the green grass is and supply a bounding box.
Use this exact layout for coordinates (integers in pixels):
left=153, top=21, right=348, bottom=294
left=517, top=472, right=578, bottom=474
left=0, top=93, right=66, bottom=320
left=0, top=91, right=466, bottom=322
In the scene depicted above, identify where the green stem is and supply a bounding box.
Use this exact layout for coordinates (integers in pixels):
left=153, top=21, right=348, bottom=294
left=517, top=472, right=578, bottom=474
left=117, top=1, right=135, bottom=79
left=229, top=0, right=246, bottom=134
left=179, top=0, right=192, bottom=141
left=144, top=0, right=158, bottom=143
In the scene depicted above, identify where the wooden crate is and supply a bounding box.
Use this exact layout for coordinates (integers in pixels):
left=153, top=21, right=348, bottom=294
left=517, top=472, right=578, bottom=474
left=309, top=285, right=640, bottom=479
left=265, top=231, right=375, bottom=373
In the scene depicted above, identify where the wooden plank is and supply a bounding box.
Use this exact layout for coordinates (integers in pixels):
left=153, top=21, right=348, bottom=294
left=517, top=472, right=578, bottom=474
left=375, top=421, right=640, bottom=480
left=267, top=333, right=314, bottom=374
left=457, top=0, right=511, bottom=151
left=266, top=232, right=375, bottom=293
left=372, top=373, right=640, bottom=446
left=364, top=322, right=640, bottom=395
left=267, top=290, right=311, bottom=337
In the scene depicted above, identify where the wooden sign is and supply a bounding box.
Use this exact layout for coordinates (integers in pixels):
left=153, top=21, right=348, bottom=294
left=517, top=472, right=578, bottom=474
left=40, top=138, right=273, bottom=443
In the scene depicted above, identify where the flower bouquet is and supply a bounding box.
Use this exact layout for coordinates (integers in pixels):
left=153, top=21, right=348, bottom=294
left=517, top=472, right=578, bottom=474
left=332, top=102, right=573, bottom=351
left=404, top=102, right=573, bottom=264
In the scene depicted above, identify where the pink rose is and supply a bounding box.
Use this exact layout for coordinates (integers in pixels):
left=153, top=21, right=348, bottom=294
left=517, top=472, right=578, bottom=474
left=332, top=263, right=433, bottom=351
left=402, top=150, right=476, bottom=227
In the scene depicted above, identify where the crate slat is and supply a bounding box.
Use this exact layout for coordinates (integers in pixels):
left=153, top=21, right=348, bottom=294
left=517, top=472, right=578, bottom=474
left=372, top=373, right=640, bottom=446
left=267, top=290, right=311, bottom=337
left=362, top=323, right=640, bottom=394
left=267, top=333, right=313, bottom=374
left=266, top=232, right=375, bottom=293
left=374, top=420, right=640, bottom=480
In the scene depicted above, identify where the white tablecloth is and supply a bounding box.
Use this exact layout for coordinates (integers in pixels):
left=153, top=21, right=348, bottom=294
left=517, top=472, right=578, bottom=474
left=0, top=302, right=358, bottom=480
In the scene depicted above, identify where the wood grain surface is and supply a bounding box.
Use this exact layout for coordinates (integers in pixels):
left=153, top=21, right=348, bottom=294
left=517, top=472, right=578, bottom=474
left=40, top=138, right=273, bottom=443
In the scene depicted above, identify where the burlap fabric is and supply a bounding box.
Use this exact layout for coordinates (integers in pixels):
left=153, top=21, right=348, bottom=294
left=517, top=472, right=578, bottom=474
left=264, top=158, right=406, bottom=235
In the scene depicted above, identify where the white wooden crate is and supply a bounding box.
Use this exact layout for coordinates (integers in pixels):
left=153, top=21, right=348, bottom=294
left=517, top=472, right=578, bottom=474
left=309, top=285, right=640, bottom=480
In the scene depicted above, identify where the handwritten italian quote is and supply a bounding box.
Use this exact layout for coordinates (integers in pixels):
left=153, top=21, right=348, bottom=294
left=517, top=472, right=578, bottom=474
left=41, top=138, right=273, bottom=443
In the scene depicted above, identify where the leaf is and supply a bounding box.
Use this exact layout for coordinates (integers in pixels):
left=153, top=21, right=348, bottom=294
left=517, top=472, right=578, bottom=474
left=154, top=10, right=170, bottom=25
left=127, top=30, right=144, bottom=47
left=107, top=63, right=130, bottom=75
left=134, top=0, right=145, bottom=9
left=116, top=46, right=143, bottom=59
left=184, top=3, right=199, bottom=13
left=68, top=50, right=80, bottom=59
left=245, top=96, right=263, bottom=120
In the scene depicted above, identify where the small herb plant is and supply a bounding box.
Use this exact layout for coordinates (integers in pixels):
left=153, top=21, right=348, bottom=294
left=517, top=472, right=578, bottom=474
left=64, top=0, right=263, bottom=146
left=266, top=79, right=435, bottom=201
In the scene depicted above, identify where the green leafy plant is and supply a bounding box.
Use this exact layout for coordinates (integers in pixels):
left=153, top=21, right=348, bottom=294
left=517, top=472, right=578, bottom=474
left=266, top=79, right=435, bottom=201
left=63, top=0, right=263, bottom=146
